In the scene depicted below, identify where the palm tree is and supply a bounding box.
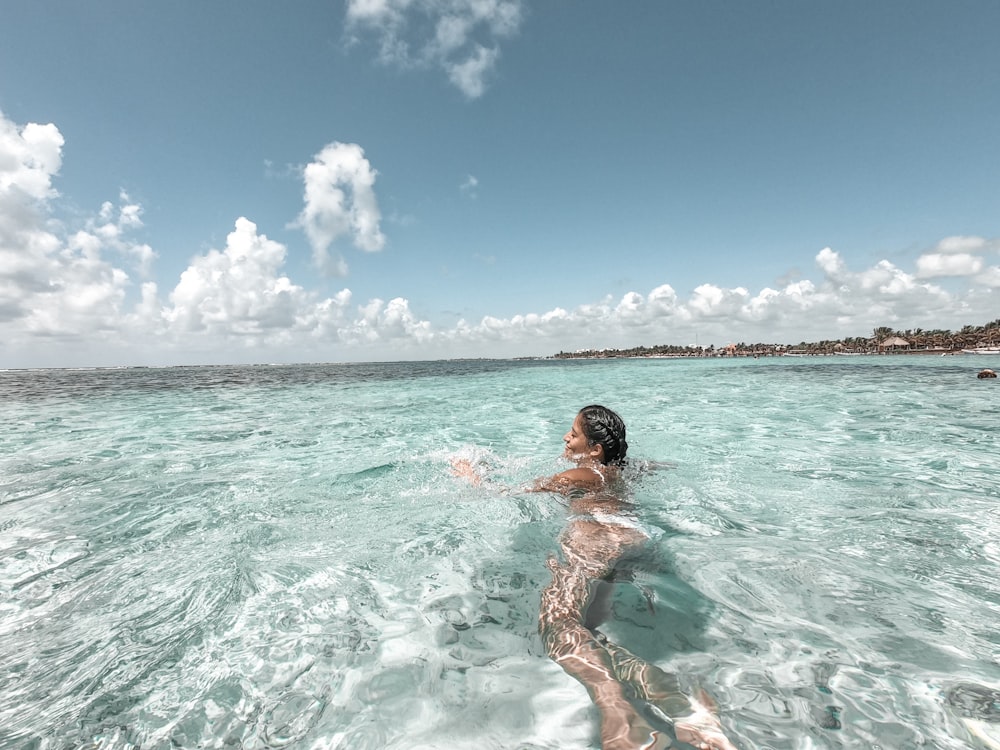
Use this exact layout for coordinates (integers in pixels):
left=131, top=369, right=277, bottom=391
left=872, top=326, right=894, bottom=346
left=873, top=326, right=893, bottom=340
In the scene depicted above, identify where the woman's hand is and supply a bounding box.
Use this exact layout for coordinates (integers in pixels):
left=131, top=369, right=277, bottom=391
left=450, top=458, right=482, bottom=485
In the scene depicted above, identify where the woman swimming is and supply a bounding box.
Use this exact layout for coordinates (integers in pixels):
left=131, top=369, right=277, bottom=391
left=455, top=406, right=737, bottom=749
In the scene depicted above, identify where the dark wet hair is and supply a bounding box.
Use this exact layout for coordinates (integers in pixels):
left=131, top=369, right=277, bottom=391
left=578, top=404, right=628, bottom=466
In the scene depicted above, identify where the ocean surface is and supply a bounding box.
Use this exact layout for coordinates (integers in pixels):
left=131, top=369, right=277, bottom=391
left=1, top=356, right=999, bottom=750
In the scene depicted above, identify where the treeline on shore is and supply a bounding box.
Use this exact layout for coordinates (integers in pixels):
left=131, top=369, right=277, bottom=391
left=552, top=319, right=1000, bottom=359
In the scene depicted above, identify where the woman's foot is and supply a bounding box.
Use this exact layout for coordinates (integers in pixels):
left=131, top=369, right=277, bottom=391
left=674, top=722, right=738, bottom=750
left=671, top=692, right=738, bottom=750
left=597, top=698, right=671, bottom=750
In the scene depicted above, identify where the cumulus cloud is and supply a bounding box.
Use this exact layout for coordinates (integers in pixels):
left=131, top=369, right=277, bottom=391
left=0, top=116, right=63, bottom=201
left=78, top=192, right=156, bottom=277
left=911, top=233, right=1000, bottom=284
left=0, top=112, right=430, bottom=363
left=0, top=114, right=64, bottom=301
left=164, top=218, right=307, bottom=334
left=916, top=252, right=984, bottom=278
left=435, top=247, right=971, bottom=355
left=0, top=112, right=138, bottom=338
left=158, top=218, right=435, bottom=351
left=933, top=235, right=992, bottom=254
left=291, top=142, right=385, bottom=276
left=688, top=284, right=749, bottom=318
left=347, top=296, right=433, bottom=343
left=2, top=108, right=995, bottom=368
left=975, top=266, right=1000, bottom=288
left=345, top=0, right=523, bottom=98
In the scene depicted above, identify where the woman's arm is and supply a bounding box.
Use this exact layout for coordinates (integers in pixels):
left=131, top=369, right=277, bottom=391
left=450, top=458, right=484, bottom=486
left=530, top=467, right=604, bottom=494
left=451, top=459, right=602, bottom=496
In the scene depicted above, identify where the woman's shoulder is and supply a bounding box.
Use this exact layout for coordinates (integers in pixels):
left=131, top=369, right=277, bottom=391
left=547, top=466, right=605, bottom=490
left=558, top=466, right=602, bottom=480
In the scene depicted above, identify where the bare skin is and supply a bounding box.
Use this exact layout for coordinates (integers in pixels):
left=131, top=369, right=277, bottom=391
left=453, top=414, right=737, bottom=750
left=539, top=479, right=737, bottom=750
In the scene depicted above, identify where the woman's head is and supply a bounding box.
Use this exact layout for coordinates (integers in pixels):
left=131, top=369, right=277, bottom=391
left=565, top=404, right=628, bottom=465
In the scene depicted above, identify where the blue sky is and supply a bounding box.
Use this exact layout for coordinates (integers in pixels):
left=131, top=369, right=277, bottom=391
left=1, top=1, right=998, bottom=366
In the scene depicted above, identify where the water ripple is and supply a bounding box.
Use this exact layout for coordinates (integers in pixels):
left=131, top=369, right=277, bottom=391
left=1, top=358, right=999, bottom=748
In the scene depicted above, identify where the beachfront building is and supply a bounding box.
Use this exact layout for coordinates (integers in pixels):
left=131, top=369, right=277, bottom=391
left=878, top=336, right=911, bottom=352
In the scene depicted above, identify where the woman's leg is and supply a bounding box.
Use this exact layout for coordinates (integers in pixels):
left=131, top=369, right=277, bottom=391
left=540, top=519, right=737, bottom=749
left=601, top=634, right=738, bottom=750
left=539, top=558, right=669, bottom=750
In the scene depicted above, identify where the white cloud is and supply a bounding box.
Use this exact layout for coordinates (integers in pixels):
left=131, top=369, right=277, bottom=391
left=291, top=142, right=385, bottom=276
left=688, top=284, right=750, bottom=318
left=975, top=266, right=1000, bottom=288
left=349, top=296, right=433, bottom=342
left=460, top=174, right=478, bottom=196
left=614, top=291, right=645, bottom=322
left=0, top=115, right=63, bottom=201
left=164, top=218, right=307, bottom=335
left=913, top=234, right=1000, bottom=280
left=447, top=44, right=499, bottom=99
left=0, top=112, right=139, bottom=338
left=933, top=235, right=991, bottom=254
left=77, top=192, right=156, bottom=277
left=345, top=0, right=403, bottom=26
left=434, top=247, right=970, bottom=355
left=0, top=111, right=429, bottom=364
left=2, top=108, right=996, bottom=368
left=158, top=219, right=435, bottom=351
left=345, top=0, right=523, bottom=99
left=915, top=252, right=984, bottom=278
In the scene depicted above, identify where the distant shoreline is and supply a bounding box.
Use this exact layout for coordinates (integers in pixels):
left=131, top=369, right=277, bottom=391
left=551, top=348, right=992, bottom=360
left=552, top=320, right=1000, bottom=360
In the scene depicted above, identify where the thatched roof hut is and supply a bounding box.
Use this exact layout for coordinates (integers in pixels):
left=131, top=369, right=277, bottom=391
left=879, top=336, right=910, bottom=349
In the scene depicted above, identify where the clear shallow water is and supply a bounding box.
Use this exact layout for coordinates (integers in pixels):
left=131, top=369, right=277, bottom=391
left=1, top=356, right=998, bottom=749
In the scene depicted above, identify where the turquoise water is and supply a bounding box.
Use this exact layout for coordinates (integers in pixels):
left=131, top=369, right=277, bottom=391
left=1, top=357, right=998, bottom=749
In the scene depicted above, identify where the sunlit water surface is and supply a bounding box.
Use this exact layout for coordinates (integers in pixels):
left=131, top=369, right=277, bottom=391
left=1, top=357, right=999, bottom=749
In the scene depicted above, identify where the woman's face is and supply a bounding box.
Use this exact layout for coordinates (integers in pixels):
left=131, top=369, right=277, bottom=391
left=563, top=413, right=594, bottom=460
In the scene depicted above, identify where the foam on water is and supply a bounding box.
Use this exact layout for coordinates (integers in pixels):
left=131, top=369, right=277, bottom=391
left=1, top=357, right=999, bottom=748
